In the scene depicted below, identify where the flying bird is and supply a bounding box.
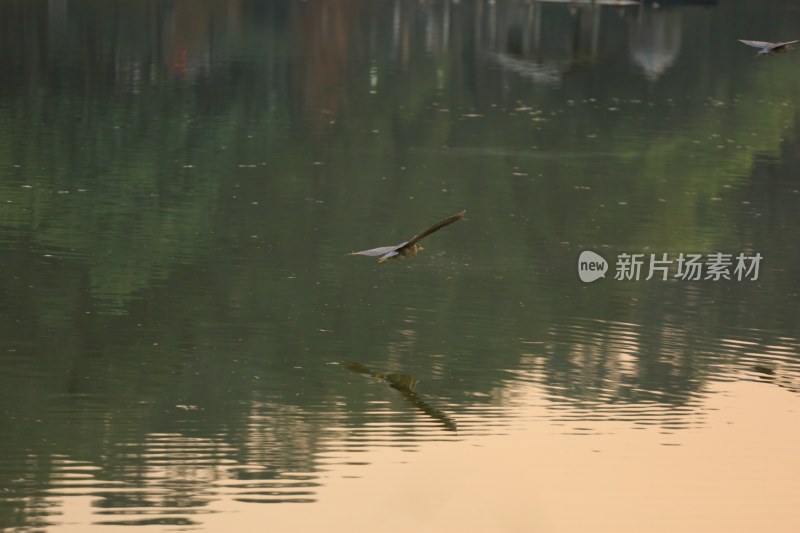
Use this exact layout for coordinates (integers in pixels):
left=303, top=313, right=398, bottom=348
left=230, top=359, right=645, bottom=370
left=348, top=210, right=465, bottom=264
left=739, top=39, right=800, bottom=55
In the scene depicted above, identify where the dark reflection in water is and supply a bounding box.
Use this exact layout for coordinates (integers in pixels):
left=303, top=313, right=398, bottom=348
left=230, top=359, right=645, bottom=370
left=1, top=0, right=800, bottom=530
left=342, top=361, right=459, bottom=431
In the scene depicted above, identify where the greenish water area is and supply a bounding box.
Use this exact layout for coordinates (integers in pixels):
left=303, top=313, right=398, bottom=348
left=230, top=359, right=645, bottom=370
left=1, top=0, right=799, bottom=531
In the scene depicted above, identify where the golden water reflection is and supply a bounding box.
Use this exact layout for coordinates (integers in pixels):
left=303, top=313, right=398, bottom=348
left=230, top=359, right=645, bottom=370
left=41, top=378, right=799, bottom=533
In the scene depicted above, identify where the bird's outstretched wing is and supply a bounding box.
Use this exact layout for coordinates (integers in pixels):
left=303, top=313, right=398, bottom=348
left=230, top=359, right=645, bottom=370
left=348, top=244, right=405, bottom=257
left=347, top=210, right=465, bottom=263
left=739, top=39, right=774, bottom=49
left=776, top=39, right=800, bottom=48
left=406, top=210, right=466, bottom=246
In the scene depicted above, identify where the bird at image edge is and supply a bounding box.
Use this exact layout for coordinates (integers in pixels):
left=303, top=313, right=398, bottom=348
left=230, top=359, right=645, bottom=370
left=738, top=39, right=800, bottom=55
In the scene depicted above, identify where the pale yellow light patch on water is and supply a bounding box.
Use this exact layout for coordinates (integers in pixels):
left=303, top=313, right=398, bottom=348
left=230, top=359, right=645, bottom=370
left=211, top=380, right=798, bottom=533
left=53, top=380, right=800, bottom=533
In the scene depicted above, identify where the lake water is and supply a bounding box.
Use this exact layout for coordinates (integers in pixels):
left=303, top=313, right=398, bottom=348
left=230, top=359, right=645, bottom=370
left=1, top=0, right=799, bottom=531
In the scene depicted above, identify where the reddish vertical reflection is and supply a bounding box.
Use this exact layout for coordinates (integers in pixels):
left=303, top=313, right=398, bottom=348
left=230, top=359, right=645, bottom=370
left=291, top=0, right=365, bottom=129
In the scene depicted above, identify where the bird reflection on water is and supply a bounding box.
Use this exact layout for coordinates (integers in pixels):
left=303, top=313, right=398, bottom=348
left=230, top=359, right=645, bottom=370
left=342, top=362, right=458, bottom=432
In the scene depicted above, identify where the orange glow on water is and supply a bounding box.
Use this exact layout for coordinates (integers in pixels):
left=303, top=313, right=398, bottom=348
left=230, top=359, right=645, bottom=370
left=50, top=380, right=796, bottom=533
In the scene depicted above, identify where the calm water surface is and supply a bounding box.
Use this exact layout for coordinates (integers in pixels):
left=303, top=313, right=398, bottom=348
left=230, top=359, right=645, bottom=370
left=1, top=0, right=800, bottom=531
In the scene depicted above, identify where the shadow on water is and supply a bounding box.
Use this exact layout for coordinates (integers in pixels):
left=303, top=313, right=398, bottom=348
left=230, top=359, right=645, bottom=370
left=342, top=362, right=458, bottom=433
left=750, top=364, right=800, bottom=394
